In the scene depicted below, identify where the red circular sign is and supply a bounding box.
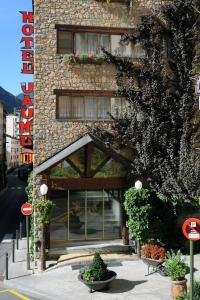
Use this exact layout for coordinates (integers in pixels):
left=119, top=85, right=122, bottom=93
left=182, top=218, right=200, bottom=241
left=21, top=202, right=33, bottom=216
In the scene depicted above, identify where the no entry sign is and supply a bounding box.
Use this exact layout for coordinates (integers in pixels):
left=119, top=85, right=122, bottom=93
left=182, top=218, right=200, bottom=241
left=21, top=202, right=33, bottom=216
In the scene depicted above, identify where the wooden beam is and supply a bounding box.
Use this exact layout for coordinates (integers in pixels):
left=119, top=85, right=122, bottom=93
left=65, top=158, right=84, bottom=178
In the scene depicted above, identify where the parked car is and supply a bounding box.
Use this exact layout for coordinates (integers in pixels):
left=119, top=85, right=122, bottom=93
left=18, top=163, right=33, bottom=180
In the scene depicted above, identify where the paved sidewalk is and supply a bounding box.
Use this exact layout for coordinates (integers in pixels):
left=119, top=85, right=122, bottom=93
left=3, top=238, right=200, bottom=300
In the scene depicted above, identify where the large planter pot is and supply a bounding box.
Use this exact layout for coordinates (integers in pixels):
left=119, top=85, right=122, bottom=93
left=171, top=279, right=187, bottom=300
left=78, top=270, right=117, bottom=293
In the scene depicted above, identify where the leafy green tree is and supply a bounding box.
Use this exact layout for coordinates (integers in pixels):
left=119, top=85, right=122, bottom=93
left=91, top=0, right=200, bottom=202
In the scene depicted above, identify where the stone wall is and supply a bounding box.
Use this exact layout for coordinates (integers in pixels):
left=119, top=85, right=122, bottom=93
left=33, top=0, right=162, bottom=166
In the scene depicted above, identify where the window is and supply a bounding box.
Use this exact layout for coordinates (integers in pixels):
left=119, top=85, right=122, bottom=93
left=57, top=95, right=111, bottom=120
left=57, top=27, right=145, bottom=58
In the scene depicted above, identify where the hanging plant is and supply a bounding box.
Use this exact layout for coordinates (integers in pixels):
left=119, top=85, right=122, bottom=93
left=33, top=199, right=55, bottom=224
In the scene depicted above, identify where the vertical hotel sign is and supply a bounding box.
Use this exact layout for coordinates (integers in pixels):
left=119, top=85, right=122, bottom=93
left=18, top=11, right=34, bottom=150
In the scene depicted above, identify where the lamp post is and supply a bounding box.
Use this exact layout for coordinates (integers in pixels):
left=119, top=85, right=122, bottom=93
left=135, top=180, right=142, bottom=257
left=39, top=183, right=48, bottom=271
left=135, top=180, right=142, bottom=190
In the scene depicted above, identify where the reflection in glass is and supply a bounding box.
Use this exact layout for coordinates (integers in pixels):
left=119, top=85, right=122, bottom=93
left=68, top=148, right=85, bottom=173
left=50, top=190, right=68, bottom=241
left=94, top=159, right=126, bottom=178
left=104, top=190, right=121, bottom=238
left=91, top=146, right=107, bottom=171
left=69, top=191, right=85, bottom=240
left=49, top=161, right=80, bottom=178
left=87, top=191, right=103, bottom=239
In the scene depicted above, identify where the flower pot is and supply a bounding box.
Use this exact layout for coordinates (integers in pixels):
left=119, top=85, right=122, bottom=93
left=78, top=270, right=117, bottom=293
left=171, top=279, right=187, bottom=299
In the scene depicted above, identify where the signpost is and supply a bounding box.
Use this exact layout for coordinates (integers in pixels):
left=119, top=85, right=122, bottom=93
left=21, top=202, right=33, bottom=270
left=182, top=218, right=200, bottom=300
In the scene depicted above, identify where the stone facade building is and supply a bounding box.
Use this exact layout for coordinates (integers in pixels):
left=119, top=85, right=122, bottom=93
left=6, top=115, right=20, bottom=170
left=33, top=0, right=178, bottom=253
left=0, top=102, right=6, bottom=192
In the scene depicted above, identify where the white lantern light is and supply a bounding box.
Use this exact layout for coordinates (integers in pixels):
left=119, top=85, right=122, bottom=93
left=135, top=180, right=142, bottom=190
left=40, top=184, right=48, bottom=196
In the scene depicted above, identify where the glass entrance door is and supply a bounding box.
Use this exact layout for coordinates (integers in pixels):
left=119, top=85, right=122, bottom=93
left=50, top=189, right=121, bottom=242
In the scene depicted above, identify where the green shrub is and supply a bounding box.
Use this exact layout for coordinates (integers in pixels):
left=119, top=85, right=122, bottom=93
left=188, top=280, right=200, bottom=300
left=165, top=250, right=188, bottom=281
left=176, top=296, right=188, bottom=300
left=90, top=252, right=108, bottom=281
left=81, top=253, right=109, bottom=281
left=82, top=268, right=95, bottom=282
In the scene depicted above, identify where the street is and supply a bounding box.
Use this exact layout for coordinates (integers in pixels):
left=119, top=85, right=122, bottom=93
left=0, top=287, right=41, bottom=300
left=0, top=169, right=27, bottom=242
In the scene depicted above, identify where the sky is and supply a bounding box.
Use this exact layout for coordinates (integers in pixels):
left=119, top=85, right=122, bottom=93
left=0, top=1, right=33, bottom=96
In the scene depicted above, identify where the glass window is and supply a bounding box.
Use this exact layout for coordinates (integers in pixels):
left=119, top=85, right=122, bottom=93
left=58, top=96, right=71, bottom=119
left=49, top=161, right=80, bottom=178
left=72, top=97, right=84, bottom=119
left=75, top=33, right=110, bottom=54
left=85, top=97, right=97, bottom=119
left=68, top=148, right=85, bottom=173
left=57, top=96, right=111, bottom=120
left=94, top=158, right=126, bottom=178
left=58, top=31, right=73, bottom=54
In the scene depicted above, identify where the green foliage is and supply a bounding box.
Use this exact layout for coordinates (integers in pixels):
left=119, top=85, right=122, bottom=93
left=92, top=0, right=200, bottom=201
left=165, top=250, right=188, bottom=281
left=124, top=187, right=151, bottom=242
left=62, top=54, right=75, bottom=64
left=176, top=296, right=188, bottom=300
left=25, top=172, right=33, bottom=203
left=177, top=281, right=200, bottom=300
left=190, top=281, right=200, bottom=300
left=90, top=252, right=108, bottom=281
left=33, top=199, right=55, bottom=224
left=82, top=268, right=95, bottom=282
left=81, top=253, right=109, bottom=281
left=95, top=53, right=104, bottom=61
left=80, top=53, right=89, bottom=61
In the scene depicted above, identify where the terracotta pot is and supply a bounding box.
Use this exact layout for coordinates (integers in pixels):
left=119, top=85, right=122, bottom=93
left=171, top=279, right=187, bottom=299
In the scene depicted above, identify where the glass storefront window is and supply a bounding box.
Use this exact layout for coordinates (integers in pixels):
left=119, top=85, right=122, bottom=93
left=94, top=158, right=126, bottom=178
left=50, top=190, right=68, bottom=241
left=49, top=161, right=80, bottom=178
left=50, top=189, right=121, bottom=243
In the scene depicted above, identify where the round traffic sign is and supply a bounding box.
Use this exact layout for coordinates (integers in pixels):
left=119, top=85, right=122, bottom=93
left=21, top=202, right=33, bottom=216
left=182, top=218, right=200, bottom=241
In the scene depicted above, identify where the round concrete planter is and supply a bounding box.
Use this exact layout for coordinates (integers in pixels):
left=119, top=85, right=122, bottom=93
left=78, top=270, right=117, bottom=293
left=171, top=279, right=187, bottom=300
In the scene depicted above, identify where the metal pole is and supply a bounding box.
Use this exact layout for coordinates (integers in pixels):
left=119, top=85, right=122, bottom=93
left=19, top=222, right=23, bottom=239
left=26, top=215, right=30, bottom=270
left=16, top=230, right=19, bottom=250
left=190, top=240, right=194, bottom=300
left=5, top=253, right=8, bottom=280
left=12, top=240, right=15, bottom=263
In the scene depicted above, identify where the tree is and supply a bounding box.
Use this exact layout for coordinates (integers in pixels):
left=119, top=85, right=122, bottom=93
left=91, top=0, right=200, bottom=201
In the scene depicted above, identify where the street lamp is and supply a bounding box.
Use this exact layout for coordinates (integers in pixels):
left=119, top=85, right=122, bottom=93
left=39, top=183, right=48, bottom=271
left=40, top=183, right=48, bottom=197
left=134, top=180, right=142, bottom=257
left=135, top=180, right=142, bottom=190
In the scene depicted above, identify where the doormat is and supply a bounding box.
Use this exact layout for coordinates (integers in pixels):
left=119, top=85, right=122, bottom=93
left=71, top=260, right=122, bottom=270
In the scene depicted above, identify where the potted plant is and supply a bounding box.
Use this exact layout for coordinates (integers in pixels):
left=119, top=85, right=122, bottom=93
left=141, top=243, right=166, bottom=275
left=165, top=250, right=188, bottom=300
left=78, top=252, right=117, bottom=293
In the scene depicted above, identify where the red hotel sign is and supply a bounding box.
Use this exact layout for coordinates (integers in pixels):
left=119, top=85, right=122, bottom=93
left=18, top=11, right=34, bottom=148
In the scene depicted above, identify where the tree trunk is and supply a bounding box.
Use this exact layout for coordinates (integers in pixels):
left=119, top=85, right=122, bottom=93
left=136, top=240, right=141, bottom=258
